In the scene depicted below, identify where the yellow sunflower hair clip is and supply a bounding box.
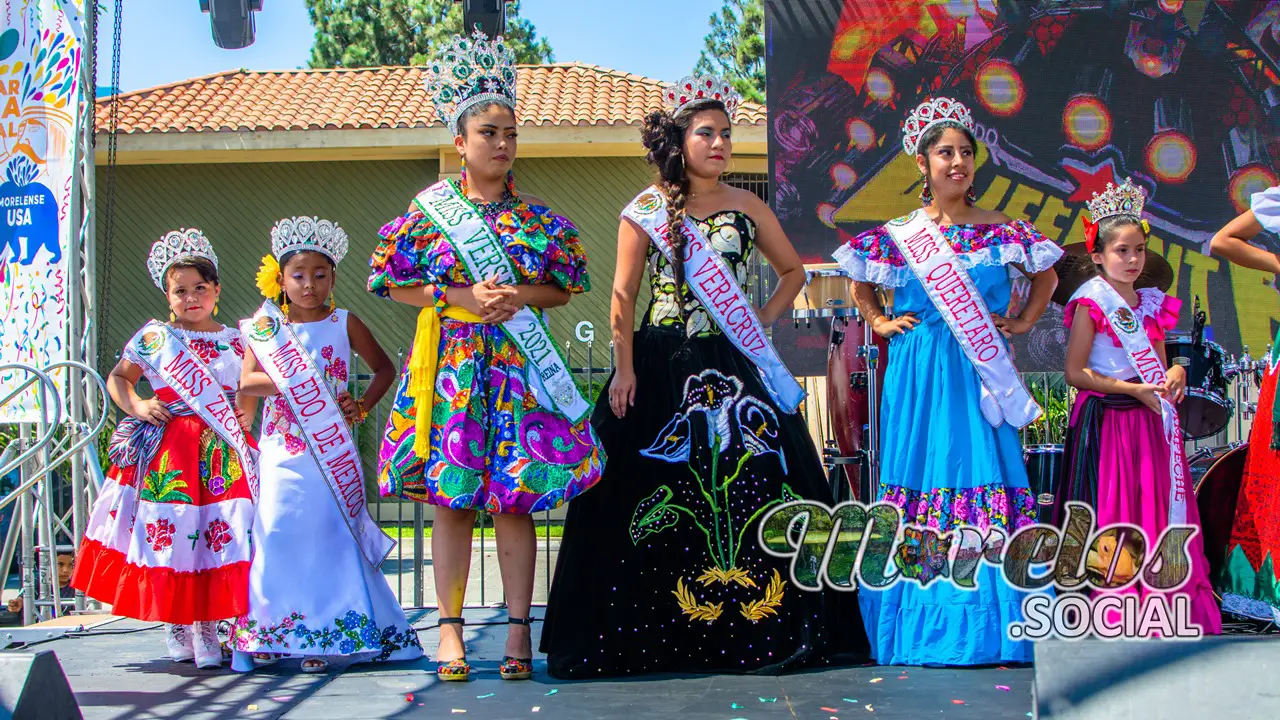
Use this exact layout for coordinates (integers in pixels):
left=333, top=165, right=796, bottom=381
left=256, top=254, right=282, bottom=299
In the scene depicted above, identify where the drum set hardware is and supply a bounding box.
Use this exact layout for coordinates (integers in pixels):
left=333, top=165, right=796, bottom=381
left=1023, top=444, right=1064, bottom=516
left=794, top=264, right=887, bottom=503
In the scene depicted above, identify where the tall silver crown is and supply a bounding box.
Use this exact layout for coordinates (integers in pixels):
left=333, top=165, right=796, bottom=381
left=1085, top=177, right=1147, bottom=223
left=270, top=216, right=349, bottom=265
left=901, top=96, right=975, bottom=155
left=424, top=29, right=519, bottom=134
left=147, top=229, right=219, bottom=289
left=662, top=74, right=742, bottom=117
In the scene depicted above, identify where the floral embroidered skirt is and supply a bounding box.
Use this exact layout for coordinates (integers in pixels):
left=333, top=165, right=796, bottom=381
left=540, top=326, right=869, bottom=677
left=858, top=319, right=1044, bottom=666
left=1218, top=367, right=1280, bottom=621
left=72, top=398, right=255, bottom=624
left=376, top=318, right=605, bottom=514
left=230, top=433, right=423, bottom=662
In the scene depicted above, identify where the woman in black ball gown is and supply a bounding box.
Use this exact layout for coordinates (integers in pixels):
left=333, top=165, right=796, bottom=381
left=539, top=76, right=869, bottom=678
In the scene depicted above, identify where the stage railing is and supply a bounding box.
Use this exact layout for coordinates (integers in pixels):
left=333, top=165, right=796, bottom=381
left=0, top=361, right=108, bottom=625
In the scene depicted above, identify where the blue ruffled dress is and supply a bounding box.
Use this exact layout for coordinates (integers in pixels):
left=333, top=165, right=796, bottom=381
left=833, top=218, right=1062, bottom=666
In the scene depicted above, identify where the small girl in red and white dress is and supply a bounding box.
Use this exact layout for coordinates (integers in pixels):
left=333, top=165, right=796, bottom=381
left=72, top=230, right=258, bottom=668
left=1052, top=179, right=1220, bottom=634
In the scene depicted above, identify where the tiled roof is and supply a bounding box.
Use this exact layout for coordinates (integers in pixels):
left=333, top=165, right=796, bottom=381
left=94, top=63, right=767, bottom=134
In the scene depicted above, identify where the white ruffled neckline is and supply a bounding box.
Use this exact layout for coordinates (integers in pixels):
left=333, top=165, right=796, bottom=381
left=168, top=324, right=238, bottom=341
left=833, top=238, right=1063, bottom=288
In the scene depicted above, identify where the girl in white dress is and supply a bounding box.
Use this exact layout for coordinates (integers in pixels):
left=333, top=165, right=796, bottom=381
left=229, top=217, right=423, bottom=673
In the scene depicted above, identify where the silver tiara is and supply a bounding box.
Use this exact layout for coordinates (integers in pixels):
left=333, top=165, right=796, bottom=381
left=423, top=29, right=518, bottom=134
left=270, top=216, right=349, bottom=265
left=662, top=74, right=742, bottom=117
left=147, top=229, right=218, bottom=289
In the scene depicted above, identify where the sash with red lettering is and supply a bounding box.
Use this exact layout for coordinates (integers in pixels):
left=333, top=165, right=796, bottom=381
left=242, top=301, right=395, bottom=566
left=126, top=320, right=260, bottom=499
left=1072, top=276, right=1189, bottom=525
left=882, top=209, right=1041, bottom=428
left=621, top=187, right=806, bottom=413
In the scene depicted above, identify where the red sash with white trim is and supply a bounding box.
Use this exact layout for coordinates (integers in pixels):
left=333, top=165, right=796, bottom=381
left=242, top=301, right=395, bottom=566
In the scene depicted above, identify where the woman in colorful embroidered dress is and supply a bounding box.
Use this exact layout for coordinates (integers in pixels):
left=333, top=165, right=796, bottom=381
left=1051, top=180, right=1220, bottom=633
left=72, top=230, right=255, bottom=669
left=832, top=98, right=1061, bottom=666
left=368, top=31, right=603, bottom=682
left=539, top=76, right=869, bottom=678
left=1208, top=186, right=1280, bottom=622
left=229, top=217, right=422, bottom=674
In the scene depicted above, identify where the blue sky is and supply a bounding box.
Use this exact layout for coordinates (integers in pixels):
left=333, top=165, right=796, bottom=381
left=96, top=0, right=726, bottom=92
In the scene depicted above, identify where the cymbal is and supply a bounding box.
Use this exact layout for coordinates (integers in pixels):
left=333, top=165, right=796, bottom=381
left=1050, top=242, right=1174, bottom=307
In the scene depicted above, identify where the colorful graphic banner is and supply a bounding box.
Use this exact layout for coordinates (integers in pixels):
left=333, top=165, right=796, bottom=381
left=767, top=0, right=1280, bottom=373
left=0, top=0, right=83, bottom=420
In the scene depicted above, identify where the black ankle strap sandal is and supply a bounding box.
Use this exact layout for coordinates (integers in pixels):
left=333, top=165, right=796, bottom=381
left=500, top=617, right=534, bottom=680
left=436, top=617, right=471, bottom=681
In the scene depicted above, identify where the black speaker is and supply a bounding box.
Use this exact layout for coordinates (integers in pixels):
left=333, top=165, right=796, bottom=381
left=0, top=650, right=81, bottom=720
left=1034, top=636, right=1280, bottom=719
left=460, top=0, right=509, bottom=39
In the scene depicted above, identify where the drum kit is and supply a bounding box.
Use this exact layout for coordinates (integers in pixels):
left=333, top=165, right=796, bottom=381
left=792, top=264, right=887, bottom=503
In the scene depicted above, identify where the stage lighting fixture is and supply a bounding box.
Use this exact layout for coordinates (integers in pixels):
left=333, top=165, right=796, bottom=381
left=1145, top=96, right=1197, bottom=184
left=1124, top=15, right=1186, bottom=78
left=1062, top=67, right=1114, bottom=152
left=975, top=59, right=1025, bottom=117
left=199, top=0, right=262, bottom=50
left=455, top=0, right=511, bottom=39
left=1224, top=126, right=1278, bottom=213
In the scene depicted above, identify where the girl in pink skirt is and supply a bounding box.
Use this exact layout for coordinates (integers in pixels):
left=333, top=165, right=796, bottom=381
left=1052, top=178, right=1220, bottom=634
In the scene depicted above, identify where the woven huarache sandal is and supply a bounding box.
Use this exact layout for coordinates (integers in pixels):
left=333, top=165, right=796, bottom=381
left=436, top=617, right=470, bottom=682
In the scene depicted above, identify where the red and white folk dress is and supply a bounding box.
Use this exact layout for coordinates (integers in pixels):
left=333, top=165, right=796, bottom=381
left=73, top=326, right=256, bottom=624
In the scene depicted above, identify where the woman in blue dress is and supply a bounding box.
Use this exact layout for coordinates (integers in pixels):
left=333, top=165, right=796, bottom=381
left=832, top=97, right=1061, bottom=666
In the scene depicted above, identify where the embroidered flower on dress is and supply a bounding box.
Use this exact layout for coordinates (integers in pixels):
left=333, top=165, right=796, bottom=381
left=203, top=518, right=234, bottom=553
left=188, top=338, right=221, bottom=363
left=230, top=337, right=245, bottom=357
left=145, top=518, right=176, bottom=552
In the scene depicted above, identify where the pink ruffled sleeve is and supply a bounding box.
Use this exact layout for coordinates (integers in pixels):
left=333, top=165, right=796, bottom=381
left=1064, top=289, right=1180, bottom=347
left=1142, top=288, right=1180, bottom=342
left=1064, top=297, right=1107, bottom=336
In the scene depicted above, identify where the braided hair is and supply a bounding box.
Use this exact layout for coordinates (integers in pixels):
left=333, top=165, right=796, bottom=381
left=640, top=99, right=730, bottom=316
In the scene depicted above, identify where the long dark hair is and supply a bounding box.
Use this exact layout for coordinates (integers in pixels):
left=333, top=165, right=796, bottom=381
left=640, top=99, right=729, bottom=315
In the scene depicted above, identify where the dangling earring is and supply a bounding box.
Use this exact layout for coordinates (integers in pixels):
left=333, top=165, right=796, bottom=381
left=965, top=185, right=977, bottom=206
left=919, top=178, right=933, bottom=206
left=169, top=311, right=176, bottom=323
left=213, top=302, right=219, bottom=317
left=281, top=296, right=289, bottom=316
left=328, top=291, right=336, bottom=311
left=459, top=155, right=469, bottom=194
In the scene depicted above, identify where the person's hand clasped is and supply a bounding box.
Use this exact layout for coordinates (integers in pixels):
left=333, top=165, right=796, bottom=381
left=470, top=276, right=519, bottom=324
left=872, top=313, right=919, bottom=338
left=609, top=369, right=637, bottom=419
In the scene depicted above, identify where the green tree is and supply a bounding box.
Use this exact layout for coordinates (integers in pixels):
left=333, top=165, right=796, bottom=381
left=693, top=0, right=765, bottom=104
left=305, top=0, right=554, bottom=68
